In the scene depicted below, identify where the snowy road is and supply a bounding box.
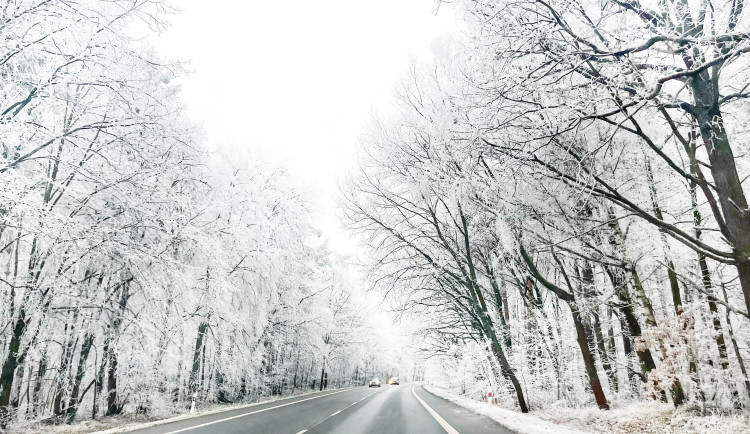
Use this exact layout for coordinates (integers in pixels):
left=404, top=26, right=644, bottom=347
left=126, top=384, right=515, bottom=434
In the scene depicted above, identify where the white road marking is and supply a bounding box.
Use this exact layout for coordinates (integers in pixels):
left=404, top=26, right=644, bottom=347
left=296, top=388, right=381, bottom=433
left=411, top=386, right=460, bottom=434
left=295, top=431, right=307, bottom=434
left=162, top=389, right=350, bottom=434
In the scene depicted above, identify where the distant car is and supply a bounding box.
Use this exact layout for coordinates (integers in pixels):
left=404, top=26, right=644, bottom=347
left=368, top=377, right=381, bottom=387
left=388, top=377, right=399, bottom=385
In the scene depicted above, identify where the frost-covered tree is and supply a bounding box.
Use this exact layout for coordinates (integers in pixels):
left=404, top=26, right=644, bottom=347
left=0, top=1, right=372, bottom=428
left=343, top=1, right=750, bottom=412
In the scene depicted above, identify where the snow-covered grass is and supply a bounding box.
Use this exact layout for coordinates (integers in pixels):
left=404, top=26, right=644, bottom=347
left=424, top=384, right=750, bottom=434
left=6, top=388, right=343, bottom=434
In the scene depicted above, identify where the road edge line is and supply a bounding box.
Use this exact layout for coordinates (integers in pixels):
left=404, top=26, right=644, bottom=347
left=412, top=386, right=460, bottom=434
left=94, top=388, right=353, bottom=434
left=161, top=389, right=351, bottom=434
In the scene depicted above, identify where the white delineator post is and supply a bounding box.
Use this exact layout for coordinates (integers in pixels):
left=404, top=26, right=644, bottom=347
left=487, top=390, right=494, bottom=404
left=190, top=392, right=197, bottom=414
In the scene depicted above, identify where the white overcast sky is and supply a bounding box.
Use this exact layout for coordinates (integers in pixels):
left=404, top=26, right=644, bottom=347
left=154, top=0, right=457, bottom=252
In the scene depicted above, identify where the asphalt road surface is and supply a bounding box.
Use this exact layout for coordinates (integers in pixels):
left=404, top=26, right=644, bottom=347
left=127, top=384, right=515, bottom=434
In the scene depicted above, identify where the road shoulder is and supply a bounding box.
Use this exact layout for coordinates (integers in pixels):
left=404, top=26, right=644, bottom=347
left=422, top=385, right=584, bottom=434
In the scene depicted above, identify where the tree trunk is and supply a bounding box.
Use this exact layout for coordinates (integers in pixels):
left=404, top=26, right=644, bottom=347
left=487, top=263, right=512, bottom=351
left=631, top=269, right=686, bottom=405
left=189, top=321, right=209, bottom=395
left=520, top=247, right=608, bottom=409
left=607, top=268, right=656, bottom=376
left=691, top=183, right=731, bottom=370
left=0, top=309, right=27, bottom=426
left=31, top=355, right=46, bottom=418
left=9, top=361, right=25, bottom=410
left=93, top=337, right=108, bottom=419
left=645, top=158, right=684, bottom=315
left=580, top=262, right=618, bottom=393
left=605, top=213, right=661, bottom=386
left=319, top=357, right=326, bottom=392
left=105, top=275, right=132, bottom=416
left=65, top=333, right=94, bottom=423
left=721, top=283, right=750, bottom=397
left=592, top=310, right=618, bottom=393
left=105, top=348, right=119, bottom=416
left=54, top=315, right=80, bottom=416
left=689, top=75, right=750, bottom=315
left=488, top=336, right=529, bottom=412
left=571, top=305, right=610, bottom=409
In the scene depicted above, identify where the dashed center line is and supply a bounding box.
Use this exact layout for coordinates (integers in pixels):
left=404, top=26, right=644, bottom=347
left=298, top=388, right=382, bottom=433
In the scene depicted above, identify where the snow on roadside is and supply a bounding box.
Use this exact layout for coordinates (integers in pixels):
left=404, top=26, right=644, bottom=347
left=424, top=385, right=750, bottom=434
left=424, top=384, right=584, bottom=434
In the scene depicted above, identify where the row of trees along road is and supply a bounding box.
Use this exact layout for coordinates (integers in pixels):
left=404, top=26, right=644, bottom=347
left=342, top=0, right=750, bottom=413
left=0, top=0, right=376, bottom=428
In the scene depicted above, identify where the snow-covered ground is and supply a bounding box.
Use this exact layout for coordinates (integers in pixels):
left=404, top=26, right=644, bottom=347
left=424, top=385, right=750, bottom=434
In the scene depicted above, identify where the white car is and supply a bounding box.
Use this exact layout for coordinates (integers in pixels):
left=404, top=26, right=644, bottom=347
left=368, top=377, right=381, bottom=387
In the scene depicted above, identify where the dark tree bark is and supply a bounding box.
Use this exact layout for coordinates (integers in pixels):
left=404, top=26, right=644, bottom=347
left=189, top=321, right=209, bottom=395
left=521, top=246, right=609, bottom=410
left=105, top=275, right=132, bottom=416
left=688, top=75, right=750, bottom=316
left=0, top=309, right=26, bottom=426
left=65, top=332, right=94, bottom=423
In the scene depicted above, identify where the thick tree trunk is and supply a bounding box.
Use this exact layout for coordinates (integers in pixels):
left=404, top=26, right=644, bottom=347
left=689, top=75, right=750, bottom=315
left=453, top=207, right=528, bottom=412
left=487, top=264, right=512, bottom=351
left=105, top=275, right=132, bottom=416
left=571, top=305, right=610, bottom=409
left=478, top=293, right=527, bottom=412
left=65, top=333, right=94, bottom=423
left=189, top=321, right=208, bottom=395
left=608, top=269, right=656, bottom=375
left=31, top=355, right=46, bottom=418
left=488, top=335, right=528, bottom=412
left=0, top=309, right=26, bottom=427
left=592, top=311, right=618, bottom=393
left=580, top=262, right=618, bottom=393
left=521, top=247, right=608, bottom=409
left=605, top=213, right=660, bottom=383
left=318, top=351, right=328, bottom=392
left=690, top=181, right=732, bottom=371
left=54, top=315, right=80, bottom=416
left=9, top=361, right=24, bottom=410
left=93, top=336, right=108, bottom=419
left=106, top=349, right=119, bottom=416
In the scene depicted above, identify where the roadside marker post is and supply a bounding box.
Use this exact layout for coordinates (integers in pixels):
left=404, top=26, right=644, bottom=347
left=190, top=393, right=197, bottom=414
left=486, top=391, right=495, bottom=404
